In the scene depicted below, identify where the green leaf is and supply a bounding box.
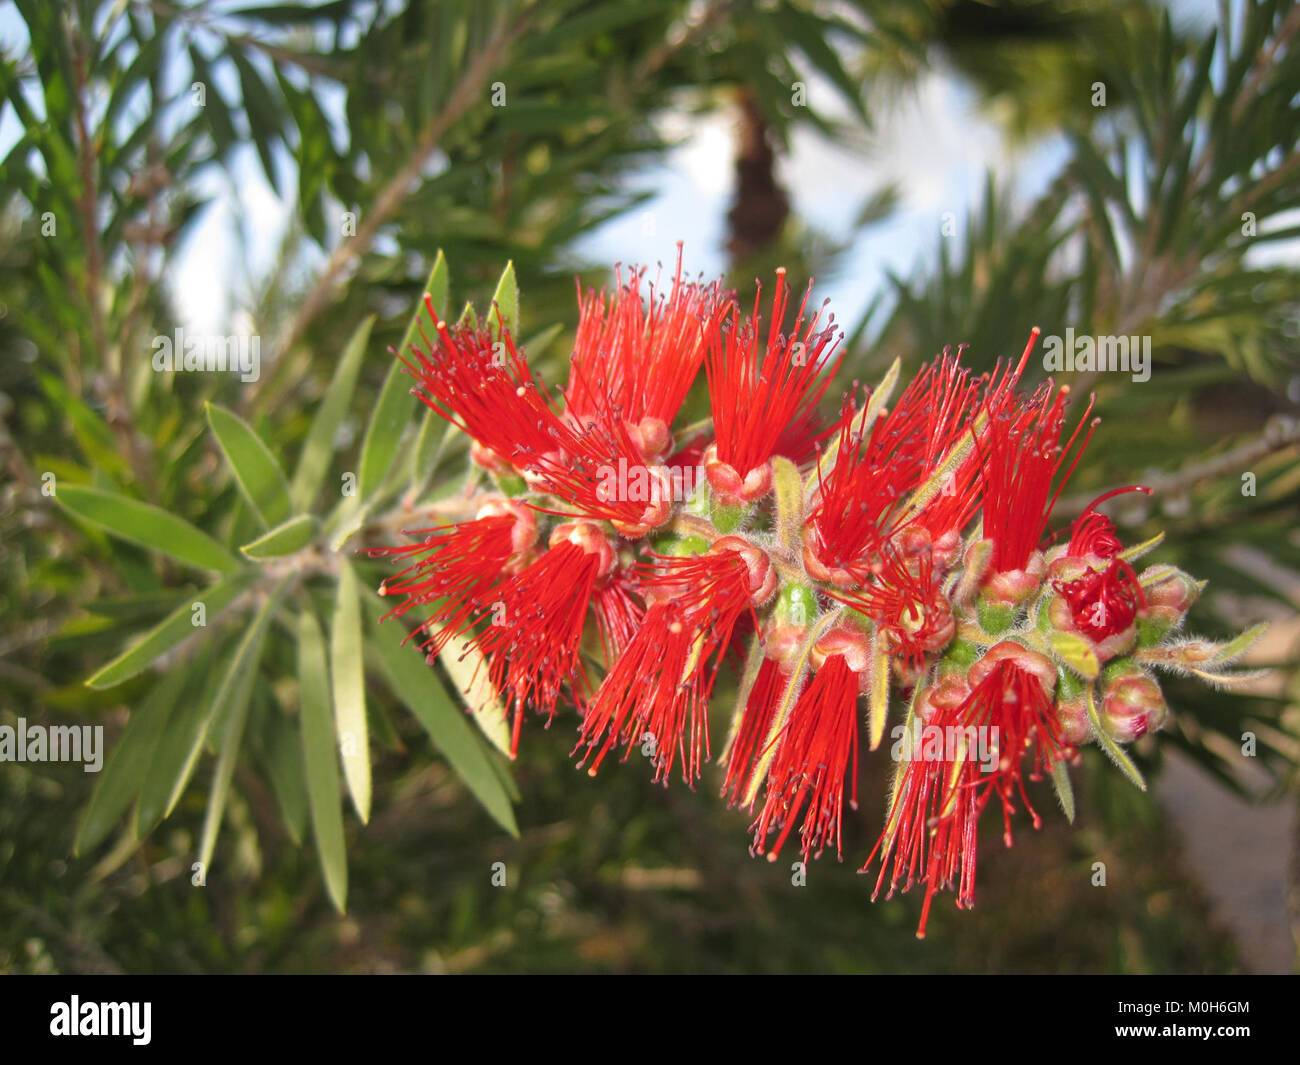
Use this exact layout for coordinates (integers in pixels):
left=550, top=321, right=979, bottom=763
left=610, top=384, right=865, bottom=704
left=1050, top=760, right=1076, bottom=824
left=57, top=485, right=239, bottom=574
left=229, top=47, right=284, bottom=194
left=87, top=571, right=255, bottom=688
left=489, top=259, right=518, bottom=337
left=259, top=697, right=308, bottom=846
left=197, top=579, right=285, bottom=870
left=289, top=315, right=374, bottom=511
left=364, top=596, right=517, bottom=836
left=135, top=643, right=221, bottom=837
left=300, top=607, right=348, bottom=912
left=356, top=253, right=448, bottom=502
left=772, top=456, right=804, bottom=555
left=240, top=514, right=316, bottom=559
left=1050, top=630, right=1101, bottom=680
left=331, top=561, right=371, bottom=822
left=1085, top=682, right=1147, bottom=792
left=75, top=665, right=186, bottom=855
left=424, top=248, right=450, bottom=319
left=436, top=629, right=513, bottom=759
left=206, top=402, right=291, bottom=528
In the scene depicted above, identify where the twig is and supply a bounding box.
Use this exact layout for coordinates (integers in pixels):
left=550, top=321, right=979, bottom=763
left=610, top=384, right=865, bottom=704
left=1056, top=414, right=1300, bottom=517
left=257, top=8, right=532, bottom=395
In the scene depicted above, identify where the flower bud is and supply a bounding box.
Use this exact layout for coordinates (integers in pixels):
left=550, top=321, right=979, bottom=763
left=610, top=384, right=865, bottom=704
left=1055, top=697, right=1092, bottom=746
left=703, top=444, right=772, bottom=505
left=980, top=550, right=1046, bottom=606
left=1100, top=668, right=1168, bottom=742
left=549, top=520, right=616, bottom=578
left=809, top=625, right=871, bottom=674
left=710, top=536, right=778, bottom=604
left=916, top=673, right=970, bottom=725
left=476, top=496, right=539, bottom=569
left=1137, top=568, right=1201, bottom=644
left=969, top=641, right=1058, bottom=697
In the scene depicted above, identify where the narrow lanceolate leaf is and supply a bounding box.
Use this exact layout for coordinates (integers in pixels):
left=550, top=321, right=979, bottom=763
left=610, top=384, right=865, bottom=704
left=1206, top=622, right=1268, bottom=666
left=57, top=485, right=239, bottom=573
left=357, top=358, right=411, bottom=503
left=289, top=315, right=375, bottom=511
left=197, top=581, right=285, bottom=870
left=1118, top=531, right=1165, bottom=563
left=772, top=456, right=804, bottom=555
left=1050, top=630, right=1101, bottom=680
left=87, top=571, right=255, bottom=688
left=357, top=255, right=449, bottom=502
left=331, top=562, right=371, bottom=822
left=260, top=698, right=308, bottom=846
left=867, top=628, right=890, bottom=751
left=365, top=597, right=518, bottom=836
left=206, top=402, right=291, bottom=528
left=743, top=609, right=842, bottom=809
left=300, top=608, right=348, bottom=912
left=1050, top=760, right=1076, bottom=824
left=135, top=644, right=221, bottom=837
left=240, top=514, right=316, bottom=559
left=437, top=629, right=512, bottom=759
left=75, top=665, right=186, bottom=854
left=423, top=248, right=450, bottom=320
left=489, top=259, right=518, bottom=338
left=720, top=635, right=767, bottom=767
left=1085, top=682, right=1147, bottom=792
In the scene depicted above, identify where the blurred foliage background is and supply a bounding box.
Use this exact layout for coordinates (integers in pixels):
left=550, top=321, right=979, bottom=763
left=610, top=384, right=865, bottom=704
left=1, top=0, right=1297, bottom=973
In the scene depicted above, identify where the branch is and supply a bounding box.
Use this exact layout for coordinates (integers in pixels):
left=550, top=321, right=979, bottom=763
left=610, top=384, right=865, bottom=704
left=259, top=8, right=531, bottom=388
left=1056, top=413, right=1300, bottom=517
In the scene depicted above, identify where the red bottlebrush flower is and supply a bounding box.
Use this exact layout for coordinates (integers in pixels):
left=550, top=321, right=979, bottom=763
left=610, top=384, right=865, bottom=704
left=587, top=567, right=646, bottom=671
left=367, top=498, right=537, bottom=658
left=721, top=657, right=794, bottom=809
left=469, top=521, right=616, bottom=756
left=867, top=728, right=981, bottom=939
left=867, top=643, right=1065, bottom=938
left=1048, top=489, right=1152, bottom=653
left=961, top=644, right=1066, bottom=845
left=981, top=381, right=1097, bottom=578
left=525, top=411, right=678, bottom=537
left=565, top=246, right=729, bottom=459
left=1063, top=486, right=1150, bottom=560
left=575, top=540, right=771, bottom=784
left=837, top=543, right=955, bottom=669
left=402, top=298, right=560, bottom=473
left=1053, top=558, right=1146, bottom=642
left=704, top=269, right=842, bottom=503
left=806, top=350, right=982, bottom=583
left=751, top=644, right=863, bottom=863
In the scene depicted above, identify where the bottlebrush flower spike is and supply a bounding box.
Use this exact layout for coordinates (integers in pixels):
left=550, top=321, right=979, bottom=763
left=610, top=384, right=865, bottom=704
left=980, top=378, right=1097, bottom=595
left=704, top=269, right=841, bottom=504
left=468, top=521, right=617, bottom=756
left=576, top=540, right=771, bottom=785
left=565, top=244, right=729, bottom=458
left=366, top=498, right=537, bottom=659
left=402, top=300, right=559, bottom=475
left=868, top=643, right=1065, bottom=938
left=372, top=251, right=1266, bottom=938
left=805, top=349, right=982, bottom=584
left=751, top=629, right=868, bottom=862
